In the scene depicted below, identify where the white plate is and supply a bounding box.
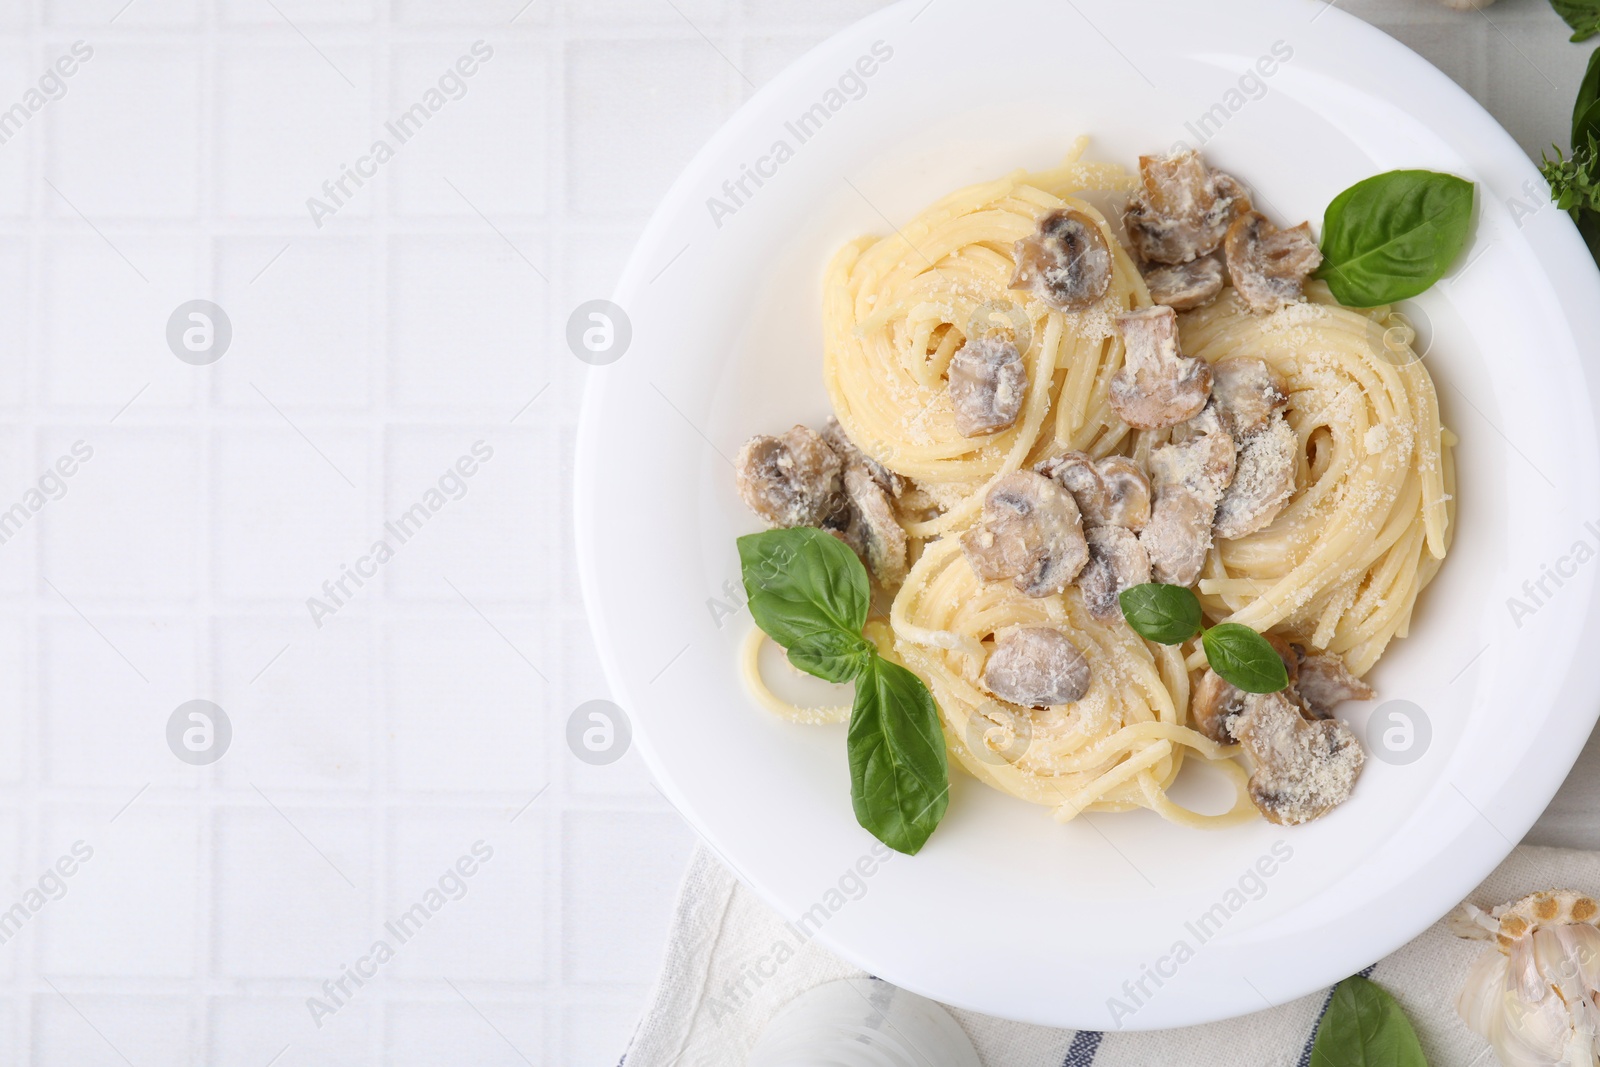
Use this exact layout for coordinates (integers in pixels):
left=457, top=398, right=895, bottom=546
left=576, top=0, right=1600, bottom=1030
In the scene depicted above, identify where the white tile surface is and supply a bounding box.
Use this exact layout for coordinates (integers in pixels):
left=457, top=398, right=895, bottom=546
left=0, top=0, right=1592, bottom=1063
left=212, top=806, right=374, bottom=978
left=211, top=237, right=377, bottom=410
left=386, top=235, right=547, bottom=408
left=45, top=42, right=201, bottom=219
left=213, top=43, right=375, bottom=219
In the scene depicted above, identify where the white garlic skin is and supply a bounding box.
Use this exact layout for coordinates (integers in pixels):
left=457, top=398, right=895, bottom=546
left=1437, top=0, right=1499, bottom=9
left=1457, top=925, right=1600, bottom=1067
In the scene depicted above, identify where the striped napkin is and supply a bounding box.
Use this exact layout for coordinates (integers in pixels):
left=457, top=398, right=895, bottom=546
left=620, top=843, right=1600, bottom=1066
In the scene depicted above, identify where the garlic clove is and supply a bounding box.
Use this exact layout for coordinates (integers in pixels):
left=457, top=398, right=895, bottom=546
left=1499, top=988, right=1577, bottom=1067
left=1457, top=949, right=1509, bottom=1035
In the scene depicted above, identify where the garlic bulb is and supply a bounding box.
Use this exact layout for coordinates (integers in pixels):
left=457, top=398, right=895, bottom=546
left=1437, top=0, right=1499, bottom=9
left=1454, top=890, right=1600, bottom=1066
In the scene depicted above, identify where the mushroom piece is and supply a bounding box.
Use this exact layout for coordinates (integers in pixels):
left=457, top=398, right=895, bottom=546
left=1140, top=254, right=1225, bottom=311
left=960, top=471, right=1089, bottom=598
left=984, top=626, right=1091, bottom=708
left=1140, top=489, right=1215, bottom=587
left=1009, top=208, right=1113, bottom=312
left=1035, top=452, right=1152, bottom=531
left=842, top=463, right=908, bottom=588
left=735, top=425, right=846, bottom=528
left=1190, top=669, right=1251, bottom=744
left=1224, top=210, right=1323, bottom=313
left=1189, top=635, right=1299, bottom=743
left=1294, top=650, right=1374, bottom=719
left=1140, top=411, right=1235, bottom=586
left=1109, top=306, right=1213, bottom=429
left=1076, top=525, right=1151, bottom=621
left=1234, top=691, right=1365, bottom=826
left=822, top=416, right=903, bottom=498
left=948, top=337, right=1027, bottom=437
left=1214, top=414, right=1298, bottom=540
left=1209, top=358, right=1288, bottom=438
left=1124, top=151, right=1251, bottom=266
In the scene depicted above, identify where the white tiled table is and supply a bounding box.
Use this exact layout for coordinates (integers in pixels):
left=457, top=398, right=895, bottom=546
left=0, top=0, right=1594, bottom=1063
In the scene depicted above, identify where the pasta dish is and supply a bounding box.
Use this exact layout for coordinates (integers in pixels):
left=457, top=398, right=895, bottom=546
left=732, top=140, right=1456, bottom=836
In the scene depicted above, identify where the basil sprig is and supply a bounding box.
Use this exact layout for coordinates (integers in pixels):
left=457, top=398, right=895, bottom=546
left=1310, top=975, right=1427, bottom=1067
left=1552, top=0, right=1600, bottom=42
left=1319, top=170, right=1475, bottom=308
left=1543, top=47, right=1600, bottom=263
left=739, top=528, right=949, bottom=854
left=1575, top=45, right=1600, bottom=146
left=1118, top=583, right=1287, bottom=695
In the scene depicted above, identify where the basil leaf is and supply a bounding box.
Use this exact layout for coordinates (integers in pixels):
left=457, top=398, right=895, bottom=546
left=1118, top=583, right=1203, bottom=645
left=1202, top=624, right=1289, bottom=694
left=847, top=656, right=949, bottom=855
left=1553, top=0, right=1600, bottom=43
left=1310, top=975, right=1427, bottom=1067
left=1581, top=209, right=1600, bottom=264
left=1576, top=47, right=1600, bottom=146
left=739, top=527, right=870, bottom=660
left=1319, top=170, right=1475, bottom=307
left=786, top=632, right=875, bottom=685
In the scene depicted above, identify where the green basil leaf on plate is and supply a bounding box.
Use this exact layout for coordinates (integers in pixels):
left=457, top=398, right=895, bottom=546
left=847, top=656, right=949, bottom=856
left=1118, top=583, right=1203, bottom=645
left=1319, top=170, right=1474, bottom=307
left=1310, top=974, right=1428, bottom=1067
left=1202, top=623, right=1289, bottom=694
left=786, top=631, right=876, bottom=685
left=1553, top=0, right=1600, bottom=43
left=738, top=527, right=870, bottom=655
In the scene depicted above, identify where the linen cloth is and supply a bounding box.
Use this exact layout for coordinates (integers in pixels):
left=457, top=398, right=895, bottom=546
left=625, top=843, right=1600, bottom=1066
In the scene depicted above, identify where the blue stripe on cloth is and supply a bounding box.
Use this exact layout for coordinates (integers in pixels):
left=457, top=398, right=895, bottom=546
left=1062, top=1029, right=1103, bottom=1066
left=1294, top=964, right=1378, bottom=1067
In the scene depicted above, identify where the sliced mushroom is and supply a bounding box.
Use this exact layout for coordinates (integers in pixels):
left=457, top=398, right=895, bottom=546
left=1209, top=358, right=1288, bottom=438
left=984, top=626, right=1091, bottom=708
left=842, top=463, right=908, bottom=588
left=1140, top=415, right=1235, bottom=586
left=1009, top=208, right=1113, bottom=312
left=735, top=425, right=846, bottom=528
left=1191, top=669, right=1250, bottom=744
left=1150, top=414, right=1236, bottom=501
left=948, top=337, right=1027, bottom=437
left=1140, top=254, right=1225, bottom=311
left=822, top=416, right=903, bottom=498
left=1109, top=306, right=1213, bottom=429
left=1140, top=489, right=1214, bottom=587
left=1124, top=151, right=1251, bottom=266
left=1294, top=650, right=1374, bottom=719
left=1214, top=414, right=1297, bottom=540
left=1190, top=635, right=1299, bottom=743
left=1076, top=525, right=1151, bottom=621
left=1224, top=210, right=1323, bottom=313
left=1035, top=453, right=1152, bottom=531
left=1234, top=691, right=1365, bottom=826
left=960, top=471, right=1089, bottom=598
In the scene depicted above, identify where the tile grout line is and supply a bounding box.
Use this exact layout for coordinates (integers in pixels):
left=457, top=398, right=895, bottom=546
left=371, top=3, right=393, bottom=1061
left=193, top=0, right=219, bottom=1054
